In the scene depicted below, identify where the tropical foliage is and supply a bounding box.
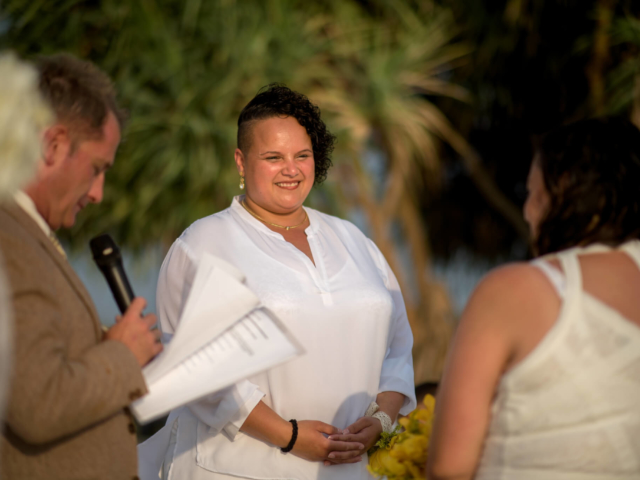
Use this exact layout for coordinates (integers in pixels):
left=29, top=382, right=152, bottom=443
left=2, top=0, right=487, bottom=381
left=4, top=0, right=638, bottom=381
left=607, top=14, right=640, bottom=125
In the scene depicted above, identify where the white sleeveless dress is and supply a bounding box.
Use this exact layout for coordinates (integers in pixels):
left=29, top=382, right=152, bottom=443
left=476, top=241, right=640, bottom=480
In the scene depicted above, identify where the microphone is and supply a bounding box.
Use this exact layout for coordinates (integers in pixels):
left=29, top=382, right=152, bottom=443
left=90, top=234, right=135, bottom=314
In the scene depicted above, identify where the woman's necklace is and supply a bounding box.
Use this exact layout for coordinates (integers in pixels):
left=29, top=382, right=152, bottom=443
left=241, top=200, right=308, bottom=231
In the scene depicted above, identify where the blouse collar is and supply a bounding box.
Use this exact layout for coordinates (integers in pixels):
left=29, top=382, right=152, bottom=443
left=230, top=195, right=318, bottom=238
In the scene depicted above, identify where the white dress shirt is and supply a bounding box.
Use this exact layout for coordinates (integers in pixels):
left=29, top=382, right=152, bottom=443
left=13, top=191, right=67, bottom=259
left=13, top=191, right=51, bottom=237
left=154, top=196, right=416, bottom=480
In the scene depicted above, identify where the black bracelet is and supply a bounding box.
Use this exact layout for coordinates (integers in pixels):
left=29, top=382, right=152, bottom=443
left=281, top=419, right=298, bottom=453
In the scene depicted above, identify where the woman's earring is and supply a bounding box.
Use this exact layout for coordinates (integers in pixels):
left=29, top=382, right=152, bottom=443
left=239, top=174, right=245, bottom=190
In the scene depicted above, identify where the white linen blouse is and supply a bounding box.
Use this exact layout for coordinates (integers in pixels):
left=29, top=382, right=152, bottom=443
left=153, top=196, right=416, bottom=480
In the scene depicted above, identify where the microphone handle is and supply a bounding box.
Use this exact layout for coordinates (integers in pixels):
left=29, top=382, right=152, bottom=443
left=99, top=264, right=135, bottom=314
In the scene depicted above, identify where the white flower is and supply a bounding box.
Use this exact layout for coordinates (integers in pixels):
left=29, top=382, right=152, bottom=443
left=0, top=52, right=53, bottom=201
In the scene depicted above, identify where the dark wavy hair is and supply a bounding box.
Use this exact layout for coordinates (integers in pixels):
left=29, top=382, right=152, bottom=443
left=237, top=84, right=336, bottom=185
left=535, top=117, right=640, bottom=256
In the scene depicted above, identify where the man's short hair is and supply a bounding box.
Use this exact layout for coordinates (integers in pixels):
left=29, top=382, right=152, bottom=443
left=36, top=53, right=126, bottom=140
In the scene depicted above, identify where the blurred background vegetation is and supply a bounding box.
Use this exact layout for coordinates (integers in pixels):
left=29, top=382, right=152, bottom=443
left=2, top=0, right=639, bottom=386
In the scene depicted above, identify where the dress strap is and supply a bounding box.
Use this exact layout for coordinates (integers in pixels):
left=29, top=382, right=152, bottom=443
left=620, top=240, right=640, bottom=271
left=532, top=260, right=566, bottom=298
left=556, top=248, right=583, bottom=301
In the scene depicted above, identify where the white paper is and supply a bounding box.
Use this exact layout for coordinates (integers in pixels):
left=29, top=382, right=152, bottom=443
left=131, top=254, right=304, bottom=424
left=143, top=255, right=260, bottom=385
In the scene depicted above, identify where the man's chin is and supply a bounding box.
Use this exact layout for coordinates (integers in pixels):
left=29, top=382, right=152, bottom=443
left=61, top=215, right=77, bottom=230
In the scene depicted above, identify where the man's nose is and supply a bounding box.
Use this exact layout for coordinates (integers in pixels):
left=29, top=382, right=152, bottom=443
left=88, top=173, right=105, bottom=203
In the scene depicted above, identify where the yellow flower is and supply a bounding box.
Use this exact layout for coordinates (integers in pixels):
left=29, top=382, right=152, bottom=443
left=412, top=409, right=431, bottom=421
left=405, top=460, right=425, bottom=479
left=423, top=394, right=436, bottom=414
left=378, top=449, right=408, bottom=476
left=390, top=434, right=428, bottom=463
left=368, top=394, right=436, bottom=479
left=368, top=448, right=407, bottom=478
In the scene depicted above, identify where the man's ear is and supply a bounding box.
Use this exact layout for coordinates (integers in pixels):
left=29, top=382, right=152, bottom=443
left=42, top=124, right=71, bottom=167
left=234, top=148, right=245, bottom=176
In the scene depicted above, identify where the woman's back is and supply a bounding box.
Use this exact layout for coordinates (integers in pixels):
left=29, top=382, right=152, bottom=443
left=429, top=118, right=640, bottom=480
left=476, top=241, right=640, bottom=479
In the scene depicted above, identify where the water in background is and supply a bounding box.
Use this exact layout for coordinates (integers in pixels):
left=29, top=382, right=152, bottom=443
left=432, top=242, right=528, bottom=319
left=70, top=243, right=526, bottom=327
left=69, top=244, right=165, bottom=326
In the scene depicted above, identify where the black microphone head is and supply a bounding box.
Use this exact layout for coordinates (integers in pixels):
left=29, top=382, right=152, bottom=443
left=90, top=234, right=134, bottom=314
left=90, top=234, right=122, bottom=266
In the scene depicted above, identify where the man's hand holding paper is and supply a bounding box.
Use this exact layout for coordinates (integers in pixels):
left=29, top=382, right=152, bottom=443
left=131, top=253, right=303, bottom=424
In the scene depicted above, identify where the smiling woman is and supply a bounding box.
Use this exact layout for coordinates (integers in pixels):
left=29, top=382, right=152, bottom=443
left=238, top=117, right=313, bottom=218
left=140, top=84, right=417, bottom=480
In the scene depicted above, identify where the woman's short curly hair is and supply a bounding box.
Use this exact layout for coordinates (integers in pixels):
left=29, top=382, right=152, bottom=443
left=237, top=84, right=336, bottom=185
left=535, top=117, right=640, bottom=256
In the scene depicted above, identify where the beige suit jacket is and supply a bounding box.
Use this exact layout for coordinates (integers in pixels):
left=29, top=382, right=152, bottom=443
left=0, top=203, right=148, bottom=480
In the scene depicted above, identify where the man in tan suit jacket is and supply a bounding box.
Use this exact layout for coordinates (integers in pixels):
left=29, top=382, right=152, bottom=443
left=0, top=54, right=162, bottom=480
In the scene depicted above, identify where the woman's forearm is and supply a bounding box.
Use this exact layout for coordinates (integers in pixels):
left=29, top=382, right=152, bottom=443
left=240, top=401, right=358, bottom=463
left=427, top=472, right=474, bottom=480
left=375, top=391, right=405, bottom=421
left=239, top=400, right=292, bottom=448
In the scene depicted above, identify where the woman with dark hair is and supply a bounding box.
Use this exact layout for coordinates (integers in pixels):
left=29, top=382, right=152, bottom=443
left=146, top=84, right=416, bottom=480
left=428, top=117, right=640, bottom=480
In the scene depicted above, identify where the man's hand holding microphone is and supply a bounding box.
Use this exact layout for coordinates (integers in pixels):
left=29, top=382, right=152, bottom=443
left=105, top=297, right=162, bottom=366
left=91, top=234, right=163, bottom=367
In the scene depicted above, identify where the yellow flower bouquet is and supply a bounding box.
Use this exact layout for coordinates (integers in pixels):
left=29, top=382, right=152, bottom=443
left=368, top=394, right=435, bottom=479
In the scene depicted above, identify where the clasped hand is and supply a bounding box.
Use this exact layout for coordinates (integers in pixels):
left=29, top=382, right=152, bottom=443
left=291, top=420, right=364, bottom=464
left=297, top=416, right=383, bottom=466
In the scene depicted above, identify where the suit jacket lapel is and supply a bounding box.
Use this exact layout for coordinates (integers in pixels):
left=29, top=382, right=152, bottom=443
left=2, top=203, right=104, bottom=341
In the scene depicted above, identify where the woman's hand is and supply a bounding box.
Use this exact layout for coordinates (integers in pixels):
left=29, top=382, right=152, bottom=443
left=323, top=392, right=406, bottom=466
left=240, top=402, right=363, bottom=463
left=324, top=416, right=383, bottom=465
left=291, top=420, right=364, bottom=463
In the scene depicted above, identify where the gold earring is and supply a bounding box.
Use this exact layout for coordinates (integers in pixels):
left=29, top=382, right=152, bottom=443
left=239, top=174, right=245, bottom=190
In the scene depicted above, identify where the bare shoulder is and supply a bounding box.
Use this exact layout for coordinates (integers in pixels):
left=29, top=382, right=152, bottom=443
left=471, top=262, right=556, bottom=305
left=462, top=262, right=561, bottom=332
left=456, top=262, right=562, bottom=369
